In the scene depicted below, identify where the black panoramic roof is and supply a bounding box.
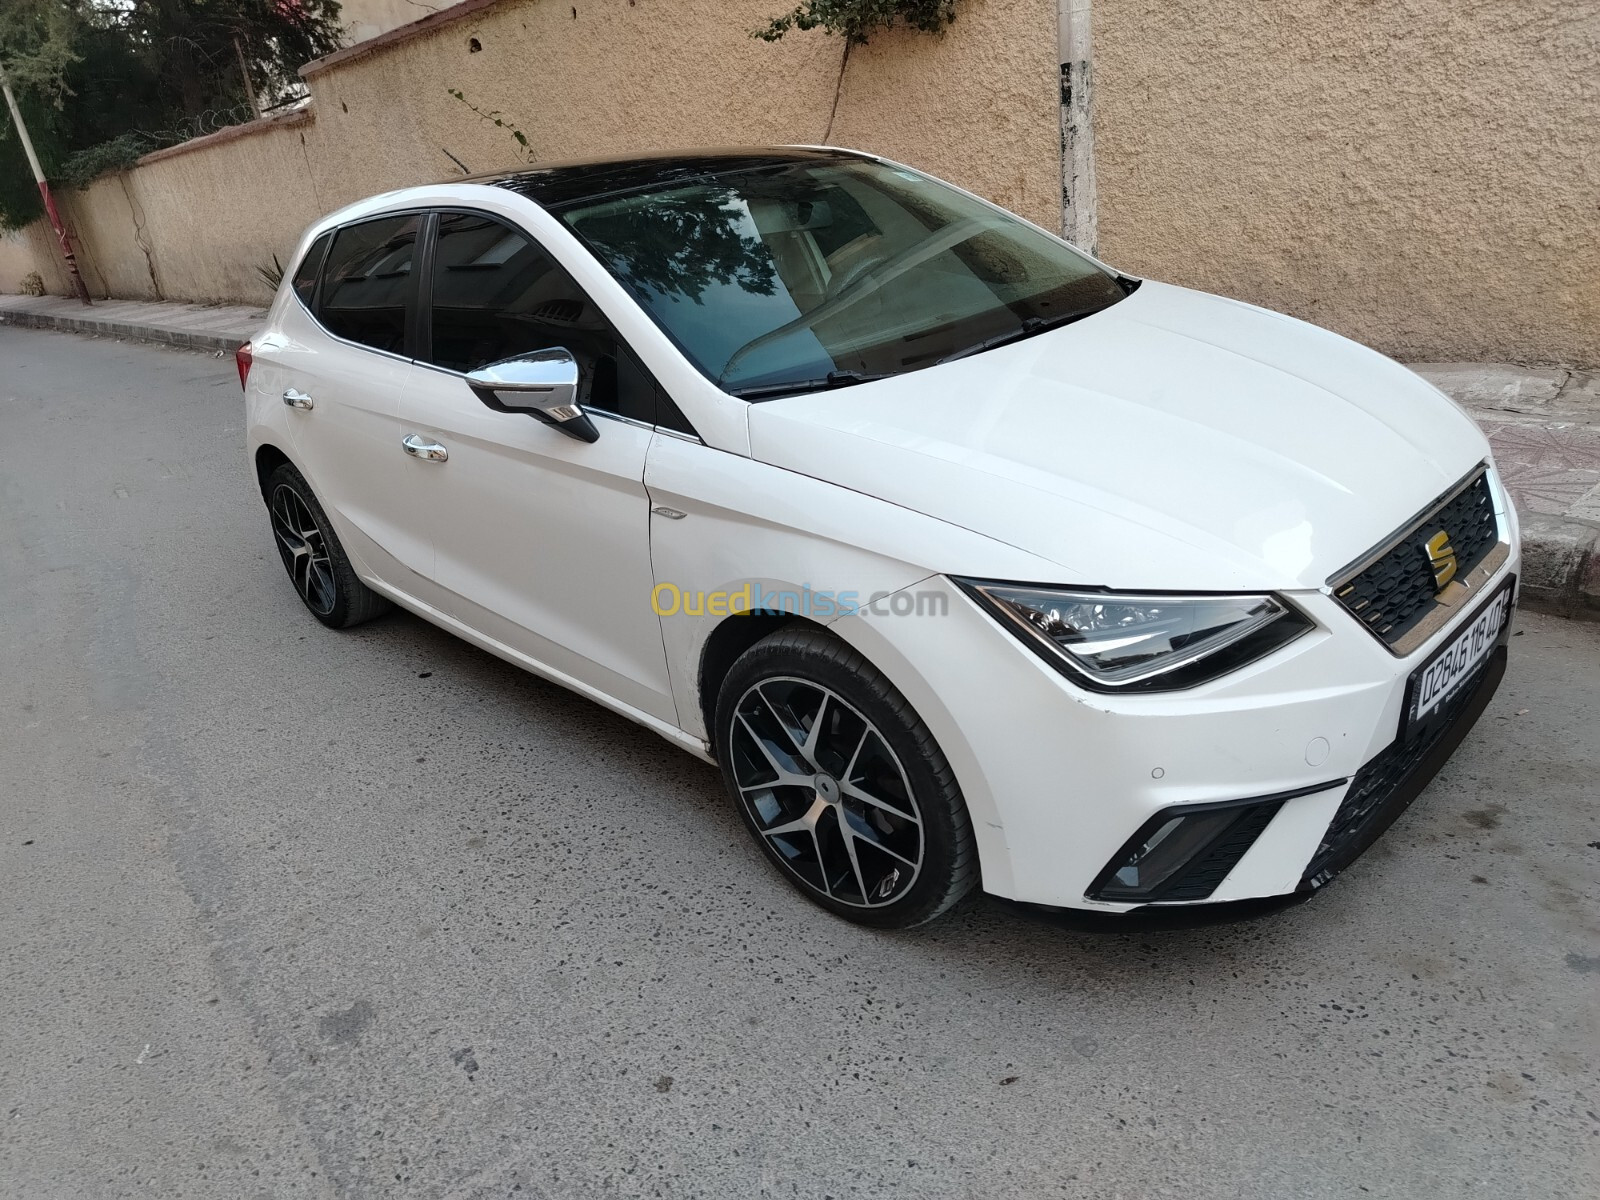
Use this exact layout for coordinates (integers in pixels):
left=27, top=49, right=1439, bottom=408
left=479, top=147, right=865, bottom=211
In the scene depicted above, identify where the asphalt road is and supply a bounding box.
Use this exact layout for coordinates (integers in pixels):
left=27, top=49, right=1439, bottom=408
left=1, top=324, right=1597, bottom=1200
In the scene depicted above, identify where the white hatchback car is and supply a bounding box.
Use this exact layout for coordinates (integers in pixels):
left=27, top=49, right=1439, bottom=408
left=241, top=148, right=1519, bottom=927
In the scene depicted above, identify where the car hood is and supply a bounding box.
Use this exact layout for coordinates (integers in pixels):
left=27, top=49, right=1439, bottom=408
left=745, top=281, right=1490, bottom=592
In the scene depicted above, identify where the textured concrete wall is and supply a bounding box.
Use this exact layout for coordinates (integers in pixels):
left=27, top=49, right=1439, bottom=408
left=0, top=231, right=37, bottom=293
left=804, top=0, right=1063, bottom=227
left=298, top=0, right=1059, bottom=222
left=119, top=113, right=324, bottom=304
left=5, top=0, right=1061, bottom=310
left=1094, top=0, right=1600, bottom=367
left=63, top=173, right=167, bottom=300
left=16, top=223, right=69, bottom=295
left=8, top=1, right=1596, bottom=369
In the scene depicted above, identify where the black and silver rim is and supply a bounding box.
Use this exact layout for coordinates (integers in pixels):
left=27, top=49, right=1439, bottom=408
left=270, top=484, right=336, bottom=616
left=729, top=677, right=924, bottom=908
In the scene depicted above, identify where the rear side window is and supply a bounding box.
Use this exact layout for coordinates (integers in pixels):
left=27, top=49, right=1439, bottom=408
left=291, top=231, right=333, bottom=307
left=424, top=210, right=664, bottom=426
left=318, top=214, right=423, bottom=355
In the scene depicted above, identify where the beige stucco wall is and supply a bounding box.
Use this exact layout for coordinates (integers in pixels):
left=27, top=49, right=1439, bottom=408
left=15, top=222, right=69, bottom=294
left=21, top=0, right=1589, bottom=367
left=7, top=0, right=1061, bottom=311
left=300, top=0, right=1059, bottom=221
left=0, top=230, right=38, bottom=292
left=117, top=113, right=325, bottom=303
left=1094, top=0, right=1600, bottom=367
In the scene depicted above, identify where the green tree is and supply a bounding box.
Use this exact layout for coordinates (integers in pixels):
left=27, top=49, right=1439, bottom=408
left=0, top=0, right=80, bottom=102
left=124, top=0, right=344, bottom=118
left=0, top=0, right=343, bottom=228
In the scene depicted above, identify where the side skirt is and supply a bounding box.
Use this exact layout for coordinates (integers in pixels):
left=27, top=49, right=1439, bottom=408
left=364, top=576, right=716, bottom=764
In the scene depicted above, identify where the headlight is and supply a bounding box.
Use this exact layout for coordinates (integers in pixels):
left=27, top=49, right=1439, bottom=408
left=952, top=580, right=1315, bottom=691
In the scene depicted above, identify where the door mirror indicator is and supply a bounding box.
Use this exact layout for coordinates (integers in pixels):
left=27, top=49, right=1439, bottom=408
left=465, top=348, right=600, bottom=443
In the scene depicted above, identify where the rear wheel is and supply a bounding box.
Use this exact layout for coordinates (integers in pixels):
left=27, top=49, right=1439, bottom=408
left=714, top=627, right=977, bottom=928
left=264, top=462, right=390, bottom=629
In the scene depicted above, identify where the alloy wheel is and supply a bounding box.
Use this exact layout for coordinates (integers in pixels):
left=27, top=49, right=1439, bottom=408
left=729, top=677, right=924, bottom=908
left=269, top=483, right=337, bottom=616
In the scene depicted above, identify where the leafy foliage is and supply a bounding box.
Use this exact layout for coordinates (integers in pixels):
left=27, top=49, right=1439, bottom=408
left=446, top=89, right=535, bottom=165
left=757, top=0, right=960, bottom=44
left=57, top=131, right=152, bottom=189
left=0, top=0, right=80, bottom=104
left=256, top=253, right=284, bottom=292
left=123, top=0, right=343, bottom=119
left=0, top=0, right=343, bottom=227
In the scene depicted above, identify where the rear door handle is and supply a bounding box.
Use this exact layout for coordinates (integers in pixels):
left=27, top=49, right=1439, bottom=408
left=282, top=388, right=314, bottom=410
left=402, top=434, right=448, bottom=463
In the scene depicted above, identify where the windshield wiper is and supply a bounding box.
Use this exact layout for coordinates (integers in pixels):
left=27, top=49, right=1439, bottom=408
left=933, top=309, right=1097, bottom=367
left=726, top=369, right=892, bottom=401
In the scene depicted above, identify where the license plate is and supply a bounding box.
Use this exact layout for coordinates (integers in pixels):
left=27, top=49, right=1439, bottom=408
left=1404, top=580, right=1515, bottom=739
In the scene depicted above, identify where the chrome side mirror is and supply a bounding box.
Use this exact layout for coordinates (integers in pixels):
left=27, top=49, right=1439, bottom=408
left=465, top=348, right=599, bottom=443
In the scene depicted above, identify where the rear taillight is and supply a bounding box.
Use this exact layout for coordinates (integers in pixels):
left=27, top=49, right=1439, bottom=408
left=236, top=340, right=253, bottom=390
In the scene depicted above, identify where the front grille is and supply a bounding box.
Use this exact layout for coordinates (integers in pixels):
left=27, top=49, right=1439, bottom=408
left=1302, top=647, right=1502, bottom=886
left=1334, top=471, right=1498, bottom=647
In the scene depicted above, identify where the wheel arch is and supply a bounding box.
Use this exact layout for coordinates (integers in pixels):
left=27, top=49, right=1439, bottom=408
left=697, top=610, right=828, bottom=748
left=254, top=442, right=294, bottom=498
left=820, top=604, right=1017, bottom=899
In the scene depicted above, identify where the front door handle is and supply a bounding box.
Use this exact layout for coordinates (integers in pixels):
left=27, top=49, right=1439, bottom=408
left=282, top=388, right=314, bottom=411
left=402, top=434, right=448, bottom=463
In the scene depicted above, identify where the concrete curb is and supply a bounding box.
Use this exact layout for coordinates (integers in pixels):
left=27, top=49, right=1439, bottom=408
left=1409, top=365, right=1600, bottom=623
left=4, top=300, right=1596, bottom=621
left=1518, top=513, right=1600, bottom=620
left=0, top=306, right=248, bottom=355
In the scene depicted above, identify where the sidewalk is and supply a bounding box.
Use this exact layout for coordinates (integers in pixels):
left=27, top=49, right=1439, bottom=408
left=4, top=292, right=1597, bottom=620
left=0, top=292, right=265, bottom=354
left=1410, top=365, right=1600, bottom=619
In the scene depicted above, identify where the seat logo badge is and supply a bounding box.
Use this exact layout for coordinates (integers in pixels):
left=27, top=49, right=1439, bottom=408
left=1424, top=530, right=1458, bottom=591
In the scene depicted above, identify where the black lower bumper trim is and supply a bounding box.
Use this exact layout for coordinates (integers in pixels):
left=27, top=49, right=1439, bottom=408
left=1300, top=642, right=1508, bottom=890
left=998, top=890, right=1314, bottom=932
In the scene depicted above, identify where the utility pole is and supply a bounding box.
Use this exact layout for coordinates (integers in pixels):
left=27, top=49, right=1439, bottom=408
left=1057, top=0, right=1098, bottom=255
left=0, top=61, right=92, bottom=305
left=233, top=36, right=263, bottom=120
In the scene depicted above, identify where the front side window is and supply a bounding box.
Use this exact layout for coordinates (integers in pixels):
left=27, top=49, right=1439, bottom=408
left=555, top=158, right=1130, bottom=399
left=423, top=210, right=664, bottom=426
left=318, top=214, right=423, bottom=355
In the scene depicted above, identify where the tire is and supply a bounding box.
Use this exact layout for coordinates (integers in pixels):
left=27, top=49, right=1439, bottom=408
left=714, top=626, right=978, bottom=928
left=263, top=462, right=391, bottom=629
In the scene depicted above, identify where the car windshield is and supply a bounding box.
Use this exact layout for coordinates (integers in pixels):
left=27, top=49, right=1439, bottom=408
left=553, top=158, right=1130, bottom=399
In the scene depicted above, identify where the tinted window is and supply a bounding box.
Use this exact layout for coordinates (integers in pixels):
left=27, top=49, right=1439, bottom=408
left=555, top=159, right=1128, bottom=399
left=291, top=231, right=333, bottom=307
left=318, top=215, right=422, bottom=355
left=425, top=211, right=660, bottom=425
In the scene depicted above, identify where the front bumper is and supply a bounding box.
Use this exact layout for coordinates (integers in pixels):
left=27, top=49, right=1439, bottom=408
left=834, top=543, right=1520, bottom=914
left=1300, top=637, right=1509, bottom=891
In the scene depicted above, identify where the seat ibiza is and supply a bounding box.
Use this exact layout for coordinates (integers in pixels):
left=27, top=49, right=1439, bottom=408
left=241, top=147, right=1518, bottom=927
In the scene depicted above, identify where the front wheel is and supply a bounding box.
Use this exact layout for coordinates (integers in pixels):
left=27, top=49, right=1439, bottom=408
left=714, top=627, right=977, bottom=928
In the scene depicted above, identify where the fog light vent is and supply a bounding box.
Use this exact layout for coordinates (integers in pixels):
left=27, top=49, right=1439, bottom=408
left=1088, top=782, right=1342, bottom=904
